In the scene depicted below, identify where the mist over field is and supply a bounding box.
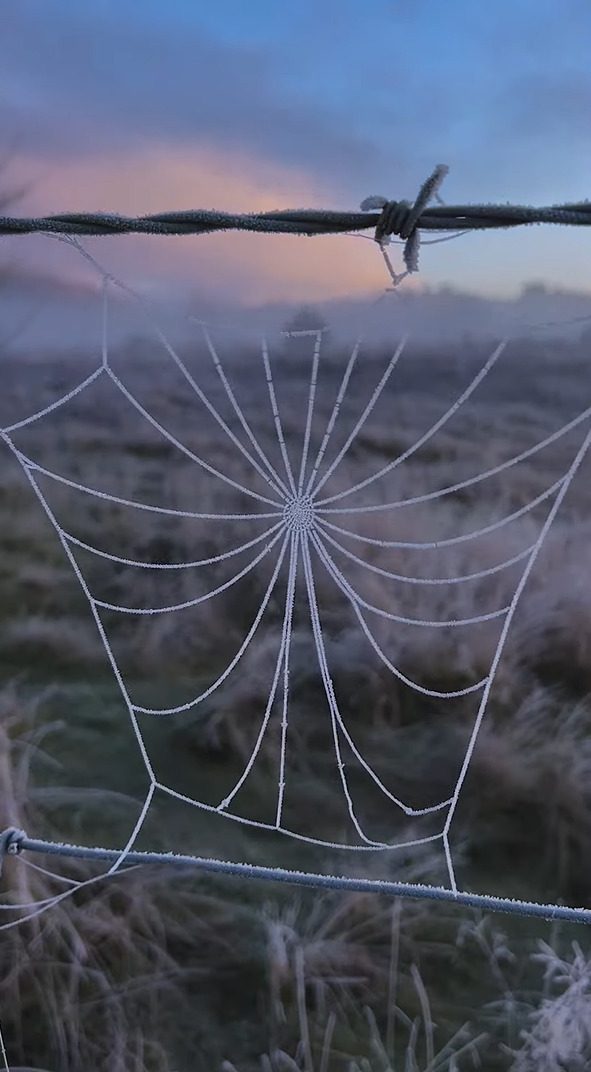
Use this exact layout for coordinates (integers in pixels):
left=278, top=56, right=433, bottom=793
left=3, top=259, right=591, bottom=356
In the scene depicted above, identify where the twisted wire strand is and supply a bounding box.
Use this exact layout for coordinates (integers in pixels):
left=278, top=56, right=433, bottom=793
left=2, top=163, right=591, bottom=275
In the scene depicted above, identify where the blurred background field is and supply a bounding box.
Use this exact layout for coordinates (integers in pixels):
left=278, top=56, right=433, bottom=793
left=2, top=324, right=591, bottom=1070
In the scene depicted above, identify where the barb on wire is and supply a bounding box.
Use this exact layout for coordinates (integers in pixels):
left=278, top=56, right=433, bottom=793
left=2, top=164, right=591, bottom=278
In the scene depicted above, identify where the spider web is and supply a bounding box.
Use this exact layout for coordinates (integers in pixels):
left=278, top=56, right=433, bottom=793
left=3, top=230, right=591, bottom=909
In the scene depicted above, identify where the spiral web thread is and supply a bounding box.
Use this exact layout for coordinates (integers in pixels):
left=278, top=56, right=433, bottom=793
left=0, top=208, right=591, bottom=951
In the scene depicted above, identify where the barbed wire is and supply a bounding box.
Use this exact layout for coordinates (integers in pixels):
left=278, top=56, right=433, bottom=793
left=2, top=163, right=591, bottom=277
left=0, top=828, right=586, bottom=924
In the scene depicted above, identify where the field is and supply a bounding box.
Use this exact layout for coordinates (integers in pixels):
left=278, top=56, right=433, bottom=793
left=1, top=323, right=591, bottom=1070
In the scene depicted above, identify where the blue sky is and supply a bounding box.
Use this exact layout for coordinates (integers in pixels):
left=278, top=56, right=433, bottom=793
left=1, top=0, right=591, bottom=316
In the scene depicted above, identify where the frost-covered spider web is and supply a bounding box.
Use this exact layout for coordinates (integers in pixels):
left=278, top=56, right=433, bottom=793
left=3, top=228, right=591, bottom=912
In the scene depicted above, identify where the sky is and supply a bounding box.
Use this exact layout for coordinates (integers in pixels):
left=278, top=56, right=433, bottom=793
left=1, top=0, right=591, bottom=349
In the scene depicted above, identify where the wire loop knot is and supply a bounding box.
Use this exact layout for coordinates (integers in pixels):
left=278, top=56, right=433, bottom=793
left=0, top=827, right=26, bottom=877
left=360, top=164, right=450, bottom=275
left=375, top=199, right=415, bottom=243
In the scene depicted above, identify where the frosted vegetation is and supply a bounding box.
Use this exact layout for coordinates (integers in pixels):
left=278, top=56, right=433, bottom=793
left=1, top=322, right=591, bottom=1070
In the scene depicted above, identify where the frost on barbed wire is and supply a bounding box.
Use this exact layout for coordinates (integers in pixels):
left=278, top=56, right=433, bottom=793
left=2, top=184, right=591, bottom=931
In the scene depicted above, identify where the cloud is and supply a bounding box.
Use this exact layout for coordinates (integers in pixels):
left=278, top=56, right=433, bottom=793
left=0, top=0, right=386, bottom=193
left=489, top=71, right=591, bottom=142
